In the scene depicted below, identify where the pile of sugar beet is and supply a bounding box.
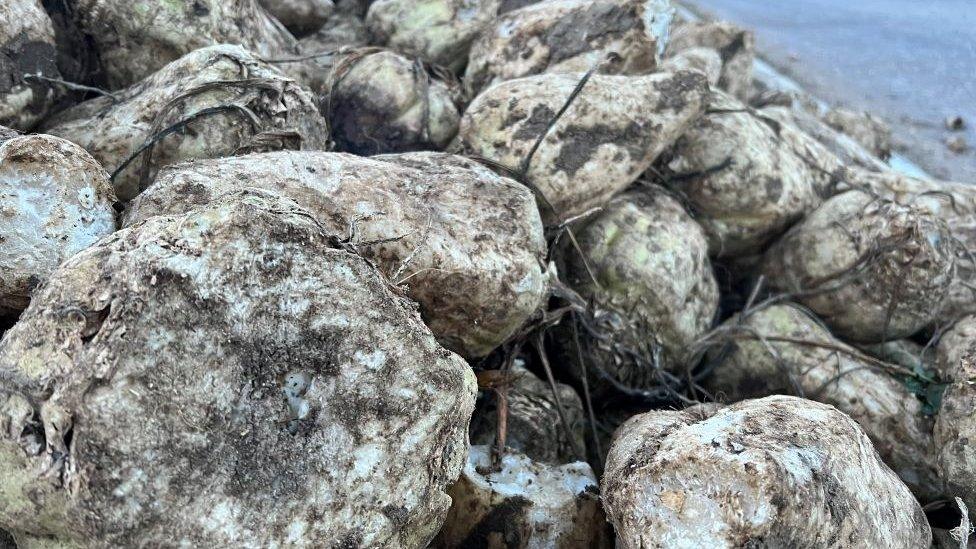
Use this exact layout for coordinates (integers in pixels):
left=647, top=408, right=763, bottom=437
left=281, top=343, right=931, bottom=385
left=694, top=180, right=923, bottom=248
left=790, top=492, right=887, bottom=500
left=4, top=0, right=976, bottom=546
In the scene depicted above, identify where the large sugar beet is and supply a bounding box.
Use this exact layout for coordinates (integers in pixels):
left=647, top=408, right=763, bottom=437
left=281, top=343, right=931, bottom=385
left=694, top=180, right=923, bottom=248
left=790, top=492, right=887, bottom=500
left=840, top=169, right=976, bottom=322
left=325, top=49, right=460, bottom=154
left=703, top=303, right=942, bottom=500
left=366, top=0, right=500, bottom=72
left=0, top=134, right=116, bottom=315
left=464, top=0, right=674, bottom=94
left=469, top=364, right=585, bottom=464
left=661, top=90, right=838, bottom=256
left=557, top=188, right=718, bottom=394
left=603, top=396, right=932, bottom=548
left=69, top=0, right=298, bottom=88
left=666, top=20, right=754, bottom=99
left=434, top=446, right=608, bottom=548
left=259, top=0, right=334, bottom=37
left=0, top=0, right=62, bottom=130
left=0, top=190, right=476, bottom=547
left=124, top=151, right=548, bottom=359
left=43, top=45, right=329, bottom=201
left=761, top=190, right=955, bottom=342
left=459, top=70, right=708, bottom=225
left=934, top=318, right=976, bottom=509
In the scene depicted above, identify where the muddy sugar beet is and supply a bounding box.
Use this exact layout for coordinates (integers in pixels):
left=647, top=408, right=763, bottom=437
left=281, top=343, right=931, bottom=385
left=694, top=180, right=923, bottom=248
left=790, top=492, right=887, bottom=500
left=602, top=396, right=931, bottom=548
left=459, top=69, right=708, bottom=225
left=703, top=303, right=942, bottom=501
left=68, top=0, right=297, bottom=88
left=661, top=90, right=840, bottom=256
left=43, top=45, right=329, bottom=201
left=839, top=168, right=976, bottom=323
left=0, top=0, right=63, bottom=130
left=933, top=317, right=976, bottom=511
left=761, top=189, right=955, bottom=342
left=823, top=107, right=893, bottom=161
left=325, top=49, right=461, bottom=155
left=760, top=101, right=890, bottom=173
left=2, top=0, right=64, bottom=127
left=0, top=190, right=476, bottom=547
left=554, top=188, right=718, bottom=396
left=0, top=131, right=116, bottom=315
left=366, top=0, right=500, bottom=72
left=124, top=151, right=548, bottom=359
left=464, top=0, right=674, bottom=94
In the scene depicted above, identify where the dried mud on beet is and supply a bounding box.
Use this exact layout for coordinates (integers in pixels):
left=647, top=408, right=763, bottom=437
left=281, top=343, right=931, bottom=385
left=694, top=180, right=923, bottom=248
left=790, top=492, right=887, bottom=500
left=123, top=151, right=548, bottom=359
left=459, top=69, right=708, bottom=224
left=702, top=303, right=942, bottom=500
left=465, top=0, right=673, bottom=95
left=0, top=190, right=476, bottom=547
left=0, top=0, right=974, bottom=547
left=603, top=396, right=932, bottom=547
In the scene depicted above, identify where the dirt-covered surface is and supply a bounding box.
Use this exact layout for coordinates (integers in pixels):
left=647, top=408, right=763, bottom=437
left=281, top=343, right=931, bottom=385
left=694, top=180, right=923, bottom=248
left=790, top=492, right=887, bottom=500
left=465, top=0, right=673, bottom=94
left=0, top=190, right=476, bottom=547
left=124, top=151, right=548, bottom=359
left=934, top=322, right=976, bottom=512
left=761, top=189, right=955, bottom=342
left=459, top=69, right=708, bottom=224
left=68, top=0, right=297, bottom=89
left=0, top=133, right=115, bottom=314
left=839, top=168, right=976, bottom=324
left=660, top=90, right=836, bottom=256
left=666, top=20, right=753, bottom=100
left=469, top=364, right=586, bottom=464
left=366, top=0, right=501, bottom=72
left=703, top=303, right=942, bottom=501
left=325, top=49, right=460, bottom=155
left=556, top=188, right=718, bottom=395
left=603, top=396, right=932, bottom=548
left=760, top=102, right=889, bottom=173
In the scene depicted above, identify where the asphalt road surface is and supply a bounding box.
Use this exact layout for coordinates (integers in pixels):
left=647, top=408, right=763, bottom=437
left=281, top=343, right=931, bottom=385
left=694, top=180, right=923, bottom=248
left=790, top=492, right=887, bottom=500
left=681, top=0, right=976, bottom=182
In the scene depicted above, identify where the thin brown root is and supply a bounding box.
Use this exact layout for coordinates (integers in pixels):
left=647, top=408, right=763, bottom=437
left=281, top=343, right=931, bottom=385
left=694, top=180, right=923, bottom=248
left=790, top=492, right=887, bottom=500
left=534, top=333, right=586, bottom=462
left=492, top=387, right=508, bottom=471
left=572, top=316, right=602, bottom=467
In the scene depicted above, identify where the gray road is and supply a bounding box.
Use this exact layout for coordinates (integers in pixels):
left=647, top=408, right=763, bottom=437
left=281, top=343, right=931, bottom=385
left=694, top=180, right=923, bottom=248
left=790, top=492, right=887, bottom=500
left=682, top=0, right=976, bottom=182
